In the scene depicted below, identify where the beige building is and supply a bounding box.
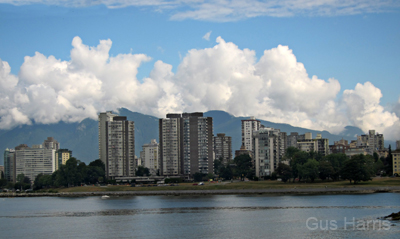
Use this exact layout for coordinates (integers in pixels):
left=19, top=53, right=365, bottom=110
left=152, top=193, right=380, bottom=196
left=241, top=117, right=261, bottom=152
left=159, top=115, right=181, bottom=176
left=55, top=149, right=72, bottom=170
left=98, top=112, right=135, bottom=179
left=141, top=139, right=159, bottom=176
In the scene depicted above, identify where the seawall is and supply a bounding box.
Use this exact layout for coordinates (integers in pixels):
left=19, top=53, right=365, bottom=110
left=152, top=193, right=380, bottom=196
left=2, top=186, right=400, bottom=198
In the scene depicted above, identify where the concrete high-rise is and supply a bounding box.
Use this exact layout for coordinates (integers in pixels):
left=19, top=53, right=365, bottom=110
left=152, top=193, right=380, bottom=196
left=159, top=112, right=213, bottom=178
left=241, top=117, right=261, bottom=152
left=4, top=148, right=15, bottom=182
left=98, top=112, right=135, bottom=179
left=159, top=114, right=181, bottom=176
left=214, top=133, right=232, bottom=165
left=252, top=127, right=284, bottom=177
left=15, top=144, right=56, bottom=182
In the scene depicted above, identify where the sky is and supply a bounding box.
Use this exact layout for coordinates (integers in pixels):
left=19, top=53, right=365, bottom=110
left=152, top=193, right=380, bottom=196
left=0, top=0, right=400, bottom=140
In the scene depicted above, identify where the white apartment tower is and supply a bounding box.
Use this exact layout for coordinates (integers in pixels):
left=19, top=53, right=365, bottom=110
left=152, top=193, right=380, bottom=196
left=141, top=139, right=159, bottom=176
left=98, top=112, right=135, bottom=179
left=241, top=116, right=261, bottom=152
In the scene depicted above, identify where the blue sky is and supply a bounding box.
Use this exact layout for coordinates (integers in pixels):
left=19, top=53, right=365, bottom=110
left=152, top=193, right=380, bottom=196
left=0, top=0, right=399, bottom=139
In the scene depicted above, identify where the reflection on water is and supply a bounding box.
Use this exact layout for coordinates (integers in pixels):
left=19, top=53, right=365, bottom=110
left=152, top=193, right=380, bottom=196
left=0, top=193, right=399, bottom=239
left=2, top=205, right=400, bottom=218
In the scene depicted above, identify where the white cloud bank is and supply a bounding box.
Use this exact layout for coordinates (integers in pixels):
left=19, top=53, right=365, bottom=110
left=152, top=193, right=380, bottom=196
left=0, top=36, right=399, bottom=139
left=2, top=0, right=400, bottom=21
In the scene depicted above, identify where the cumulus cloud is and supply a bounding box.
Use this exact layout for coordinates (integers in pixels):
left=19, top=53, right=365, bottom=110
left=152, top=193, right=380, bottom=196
left=202, top=31, right=212, bottom=41
left=3, top=0, right=400, bottom=21
left=0, top=36, right=399, bottom=139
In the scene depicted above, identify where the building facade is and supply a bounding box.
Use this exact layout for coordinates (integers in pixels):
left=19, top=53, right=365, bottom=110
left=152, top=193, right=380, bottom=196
left=357, top=130, right=384, bottom=155
left=4, top=148, right=15, bottom=182
left=15, top=146, right=56, bottom=182
left=393, top=150, right=400, bottom=176
left=252, top=127, right=285, bottom=177
left=141, top=139, right=159, bottom=176
left=241, top=117, right=261, bottom=152
left=159, top=114, right=181, bottom=176
left=98, top=112, right=135, bottom=179
left=213, top=133, right=232, bottom=165
left=159, top=112, right=213, bottom=177
left=55, top=149, right=72, bottom=170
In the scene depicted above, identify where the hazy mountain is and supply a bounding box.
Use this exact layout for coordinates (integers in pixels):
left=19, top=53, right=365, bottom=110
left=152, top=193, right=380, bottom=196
left=0, top=108, right=393, bottom=165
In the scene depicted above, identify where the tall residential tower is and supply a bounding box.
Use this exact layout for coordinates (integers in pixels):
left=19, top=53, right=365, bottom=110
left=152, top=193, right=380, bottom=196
left=98, top=112, right=135, bottom=179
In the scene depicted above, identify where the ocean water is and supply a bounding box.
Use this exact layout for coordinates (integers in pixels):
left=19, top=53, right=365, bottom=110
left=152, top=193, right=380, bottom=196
left=1, top=193, right=399, bottom=238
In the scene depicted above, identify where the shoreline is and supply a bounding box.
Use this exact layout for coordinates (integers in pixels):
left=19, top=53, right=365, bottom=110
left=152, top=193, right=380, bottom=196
left=2, top=186, right=400, bottom=198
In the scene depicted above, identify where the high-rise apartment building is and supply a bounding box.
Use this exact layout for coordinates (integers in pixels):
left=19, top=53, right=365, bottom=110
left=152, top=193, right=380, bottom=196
left=43, top=137, right=60, bottom=150
left=98, top=112, right=135, bottom=179
left=159, top=112, right=213, bottom=177
left=252, top=127, right=284, bottom=177
left=141, top=139, right=159, bottom=176
left=4, top=148, right=15, bottom=182
left=214, top=133, right=232, bottom=165
left=357, top=130, right=384, bottom=155
left=159, top=114, right=181, bottom=176
left=241, top=116, right=261, bottom=152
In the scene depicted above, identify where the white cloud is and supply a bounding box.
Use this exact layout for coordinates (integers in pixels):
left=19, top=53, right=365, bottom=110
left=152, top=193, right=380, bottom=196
left=202, top=31, right=212, bottom=41
left=0, top=36, right=399, bottom=140
left=2, top=0, right=399, bottom=21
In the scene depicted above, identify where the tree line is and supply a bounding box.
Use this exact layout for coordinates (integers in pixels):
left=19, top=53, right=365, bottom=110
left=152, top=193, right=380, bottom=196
left=213, top=146, right=395, bottom=184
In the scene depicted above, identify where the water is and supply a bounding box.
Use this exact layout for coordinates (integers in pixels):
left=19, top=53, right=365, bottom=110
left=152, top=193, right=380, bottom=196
left=1, top=193, right=400, bottom=238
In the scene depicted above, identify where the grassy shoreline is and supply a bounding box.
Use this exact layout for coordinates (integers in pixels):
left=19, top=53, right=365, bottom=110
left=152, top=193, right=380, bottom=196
left=54, top=177, right=400, bottom=193
left=1, top=177, right=399, bottom=197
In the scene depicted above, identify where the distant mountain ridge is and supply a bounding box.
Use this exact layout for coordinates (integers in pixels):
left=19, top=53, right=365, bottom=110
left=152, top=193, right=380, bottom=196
left=0, top=109, right=393, bottom=165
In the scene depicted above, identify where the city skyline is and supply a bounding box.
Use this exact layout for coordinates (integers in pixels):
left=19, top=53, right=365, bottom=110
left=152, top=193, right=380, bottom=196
left=0, top=1, right=399, bottom=140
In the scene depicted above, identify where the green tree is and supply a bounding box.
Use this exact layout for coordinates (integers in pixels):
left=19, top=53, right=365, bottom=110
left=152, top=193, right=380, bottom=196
left=324, top=153, right=348, bottom=180
left=285, top=147, right=300, bottom=159
left=34, top=173, right=53, bottom=189
left=341, top=154, right=375, bottom=184
left=319, top=161, right=334, bottom=180
left=384, top=145, right=393, bottom=175
left=233, top=154, right=253, bottom=180
left=136, top=166, right=150, bottom=176
left=298, top=159, right=319, bottom=182
left=220, top=165, right=233, bottom=180
left=89, top=159, right=105, bottom=171
left=214, top=157, right=223, bottom=174
left=275, top=163, right=292, bottom=183
left=290, top=151, right=309, bottom=182
left=17, top=173, right=30, bottom=184
left=193, top=172, right=204, bottom=182
left=373, top=159, right=385, bottom=175
left=0, top=178, right=8, bottom=188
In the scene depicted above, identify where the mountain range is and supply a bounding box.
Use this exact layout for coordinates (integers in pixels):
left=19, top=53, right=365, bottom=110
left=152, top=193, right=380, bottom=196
left=0, top=108, right=393, bottom=165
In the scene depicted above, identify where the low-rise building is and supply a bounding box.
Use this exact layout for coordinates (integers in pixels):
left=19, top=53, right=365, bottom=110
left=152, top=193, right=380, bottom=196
left=55, top=149, right=72, bottom=170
